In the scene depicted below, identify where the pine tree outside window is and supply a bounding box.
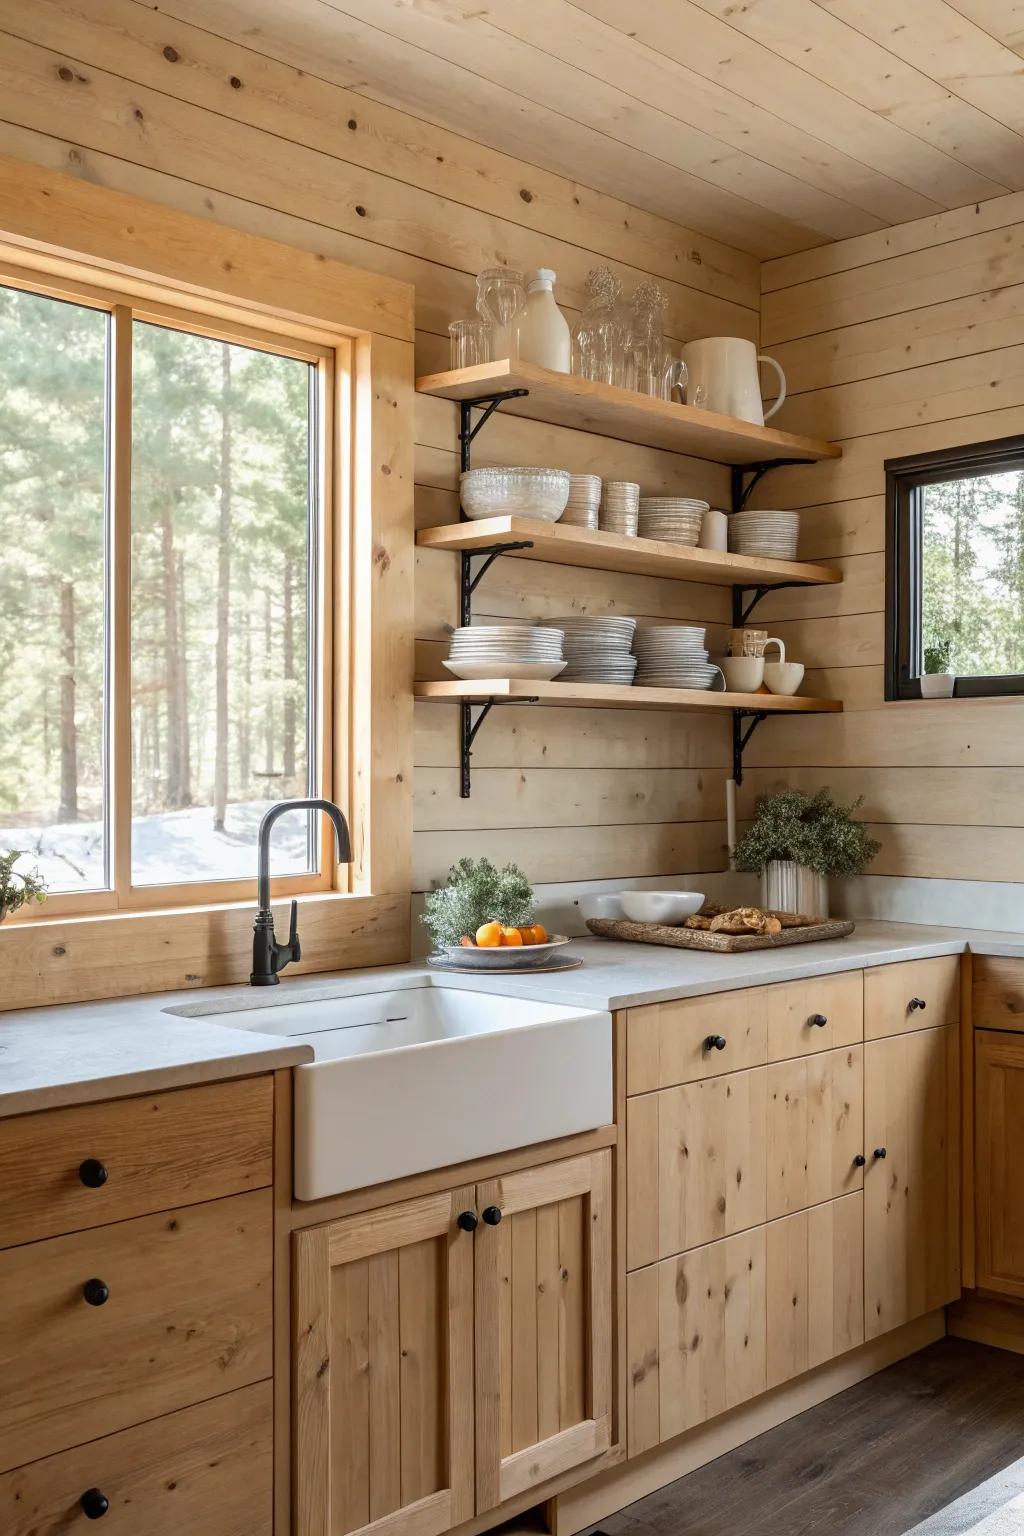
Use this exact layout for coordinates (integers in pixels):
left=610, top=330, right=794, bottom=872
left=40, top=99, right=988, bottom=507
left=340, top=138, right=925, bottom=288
left=885, top=436, right=1024, bottom=700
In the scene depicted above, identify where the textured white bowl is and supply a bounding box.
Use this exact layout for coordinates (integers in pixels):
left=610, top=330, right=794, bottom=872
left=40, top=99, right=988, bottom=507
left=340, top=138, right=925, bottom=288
left=618, top=890, right=705, bottom=924
left=578, top=893, right=625, bottom=922
left=460, top=466, right=571, bottom=521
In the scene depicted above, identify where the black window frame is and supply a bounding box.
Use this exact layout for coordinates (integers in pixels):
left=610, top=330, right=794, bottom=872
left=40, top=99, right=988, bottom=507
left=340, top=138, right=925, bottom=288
left=885, top=434, right=1024, bottom=700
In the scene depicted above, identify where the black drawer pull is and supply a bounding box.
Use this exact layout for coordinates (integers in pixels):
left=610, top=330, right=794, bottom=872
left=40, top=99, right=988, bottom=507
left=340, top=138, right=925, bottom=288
left=482, top=1206, right=503, bottom=1226
left=456, top=1210, right=478, bottom=1233
left=82, top=1278, right=110, bottom=1307
left=704, top=1034, right=727, bottom=1052
left=78, top=1159, right=108, bottom=1189
left=908, top=997, right=926, bottom=1013
left=80, top=1489, right=109, bottom=1520
left=873, top=1147, right=887, bottom=1160
left=853, top=1153, right=867, bottom=1167
left=808, top=1013, right=828, bottom=1028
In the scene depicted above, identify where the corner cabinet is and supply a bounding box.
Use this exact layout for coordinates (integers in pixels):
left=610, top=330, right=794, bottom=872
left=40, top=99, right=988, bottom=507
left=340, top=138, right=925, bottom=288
left=975, top=1029, right=1024, bottom=1297
left=292, top=1151, right=612, bottom=1536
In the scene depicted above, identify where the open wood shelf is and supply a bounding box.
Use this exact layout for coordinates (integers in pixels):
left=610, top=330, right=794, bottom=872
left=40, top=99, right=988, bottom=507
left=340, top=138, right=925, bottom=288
left=414, top=679, right=843, bottom=714
left=415, top=360, right=841, bottom=466
left=416, top=514, right=840, bottom=588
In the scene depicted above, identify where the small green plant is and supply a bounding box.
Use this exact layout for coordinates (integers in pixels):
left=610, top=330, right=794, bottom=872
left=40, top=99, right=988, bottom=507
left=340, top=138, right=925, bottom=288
left=734, top=788, right=880, bottom=879
left=0, top=850, right=47, bottom=919
left=923, top=638, right=953, bottom=675
left=422, top=856, right=534, bottom=949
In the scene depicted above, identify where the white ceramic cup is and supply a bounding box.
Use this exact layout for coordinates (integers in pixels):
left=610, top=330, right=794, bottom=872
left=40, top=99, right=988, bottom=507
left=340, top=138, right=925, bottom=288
left=762, top=637, right=805, bottom=696
left=699, top=508, right=729, bottom=551
left=721, top=655, right=764, bottom=692
left=680, top=337, right=787, bottom=426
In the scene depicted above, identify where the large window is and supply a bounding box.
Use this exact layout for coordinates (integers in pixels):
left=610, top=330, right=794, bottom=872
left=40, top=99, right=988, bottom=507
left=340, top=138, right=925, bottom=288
left=886, top=436, right=1024, bottom=700
left=0, top=274, right=335, bottom=912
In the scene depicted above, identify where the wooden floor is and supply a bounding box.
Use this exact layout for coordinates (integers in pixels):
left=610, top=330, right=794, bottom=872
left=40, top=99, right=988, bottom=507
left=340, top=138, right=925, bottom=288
left=584, top=1339, right=1024, bottom=1536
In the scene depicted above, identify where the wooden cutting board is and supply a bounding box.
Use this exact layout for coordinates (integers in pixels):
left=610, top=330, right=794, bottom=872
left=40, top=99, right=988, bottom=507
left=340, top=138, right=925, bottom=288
left=586, top=916, right=855, bottom=952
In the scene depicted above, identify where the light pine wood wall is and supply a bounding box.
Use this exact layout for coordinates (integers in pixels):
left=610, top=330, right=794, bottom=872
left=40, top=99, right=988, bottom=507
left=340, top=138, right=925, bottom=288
left=747, top=199, right=1024, bottom=884
left=0, top=0, right=764, bottom=893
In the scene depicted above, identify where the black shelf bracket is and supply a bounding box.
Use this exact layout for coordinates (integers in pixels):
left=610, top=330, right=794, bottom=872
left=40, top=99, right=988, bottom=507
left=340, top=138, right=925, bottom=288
left=460, top=541, right=535, bottom=627
left=459, top=390, right=530, bottom=473
left=732, top=709, right=767, bottom=786
left=460, top=697, right=538, bottom=798
left=731, top=579, right=806, bottom=627
left=730, top=458, right=808, bottom=514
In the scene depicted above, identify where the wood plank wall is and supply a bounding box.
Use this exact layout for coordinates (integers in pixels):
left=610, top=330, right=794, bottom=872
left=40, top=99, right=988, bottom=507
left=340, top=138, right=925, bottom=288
left=747, top=199, right=1024, bottom=885
left=0, top=0, right=760, bottom=895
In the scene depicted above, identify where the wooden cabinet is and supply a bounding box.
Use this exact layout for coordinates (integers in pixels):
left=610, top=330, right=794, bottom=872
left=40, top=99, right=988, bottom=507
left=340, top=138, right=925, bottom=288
left=766, top=970, right=863, bottom=1062
left=766, top=1045, right=864, bottom=1219
left=766, top=1194, right=864, bottom=1390
left=626, top=988, right=767, bottom=1095
left=863, top=1025, right=960, bottom=1338
left=864, top=955, right=959, bottom=1041
left=975, top=1029, right=1024, bottom=1297
left=293, top=1151, right=612, bottom=1536
left=974, top=956, right=1024, bottom=1033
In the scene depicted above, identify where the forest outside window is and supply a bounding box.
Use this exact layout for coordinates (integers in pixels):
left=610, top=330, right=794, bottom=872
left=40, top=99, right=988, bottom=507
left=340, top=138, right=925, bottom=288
left=0, top=273, right=337, bottom=914
left=885, top=436, right=1024, bottom=700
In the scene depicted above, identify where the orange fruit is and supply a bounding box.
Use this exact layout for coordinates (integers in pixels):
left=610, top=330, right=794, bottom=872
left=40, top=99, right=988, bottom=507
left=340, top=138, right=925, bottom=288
left=459, top=936, right=474, bottom=948
left=518, top=924, right=549, bottom=946
left=475, top=921, right=503, bottom=947
left=499, top=926, right=524, bottom=946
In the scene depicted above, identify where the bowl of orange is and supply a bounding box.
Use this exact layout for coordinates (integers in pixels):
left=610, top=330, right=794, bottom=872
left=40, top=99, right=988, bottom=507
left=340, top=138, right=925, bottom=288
left=437, top=921, right=571, bottom=969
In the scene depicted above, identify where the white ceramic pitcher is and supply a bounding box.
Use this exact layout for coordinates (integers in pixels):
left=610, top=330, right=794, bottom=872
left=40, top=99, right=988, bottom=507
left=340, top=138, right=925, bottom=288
left=680, top=337, right=787, bottom=426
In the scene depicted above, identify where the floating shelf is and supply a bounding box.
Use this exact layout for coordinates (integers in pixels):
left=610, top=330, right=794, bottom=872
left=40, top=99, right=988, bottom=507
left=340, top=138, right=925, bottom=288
left=415, top=360, right=841, bottom=466
left=416, top=515, right=841, bottom=589
left=414, top=679, right=842, bottom=714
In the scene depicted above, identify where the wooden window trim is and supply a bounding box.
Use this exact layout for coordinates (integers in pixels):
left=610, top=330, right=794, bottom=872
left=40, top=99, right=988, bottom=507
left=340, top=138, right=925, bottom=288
left=0, top=154, right=414, bottom=1009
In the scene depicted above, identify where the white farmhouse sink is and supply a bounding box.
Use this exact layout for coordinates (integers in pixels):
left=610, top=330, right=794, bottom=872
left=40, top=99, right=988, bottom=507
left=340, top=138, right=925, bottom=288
left=166, top=983, right=612, bottom=1200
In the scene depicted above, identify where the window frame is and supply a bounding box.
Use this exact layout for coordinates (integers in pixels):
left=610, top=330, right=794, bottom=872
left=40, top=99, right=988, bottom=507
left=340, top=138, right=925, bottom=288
left=885, top=434, right=1024, bottom=702
left=0, top=260, right=341, bottom=919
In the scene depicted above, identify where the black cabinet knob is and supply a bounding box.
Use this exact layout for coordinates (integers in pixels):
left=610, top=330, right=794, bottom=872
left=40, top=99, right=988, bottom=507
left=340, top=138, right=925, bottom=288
left=704, top=1034, right=727, bottom=1052
left=482, top=1206, right=503, bottom=1226
left=853, top=1154, right=867, bottom=1167
left=456, top=1210, right=478, bottom=1233
left=82, top=1278, right=110, bottom=1307
left=78, top=1159, right=108, bottom=1189
left=80, top=1489, right=109, bottom=1520
left=908, top=997, right=926, bottom=1012
left=873, top=1147, right=887, bottom=1160
left=808, top=1013, right=828, bottom=1028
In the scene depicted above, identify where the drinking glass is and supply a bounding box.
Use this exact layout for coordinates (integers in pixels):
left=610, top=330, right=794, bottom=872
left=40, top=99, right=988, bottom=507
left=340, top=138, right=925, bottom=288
left=475, top=268, right=526, bottom=361
left=449, top=319, right=490, bottom=369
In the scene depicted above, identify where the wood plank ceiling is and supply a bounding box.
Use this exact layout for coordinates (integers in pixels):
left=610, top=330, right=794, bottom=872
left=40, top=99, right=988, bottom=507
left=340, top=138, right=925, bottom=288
left=153, top=0, right=1024, bottom=257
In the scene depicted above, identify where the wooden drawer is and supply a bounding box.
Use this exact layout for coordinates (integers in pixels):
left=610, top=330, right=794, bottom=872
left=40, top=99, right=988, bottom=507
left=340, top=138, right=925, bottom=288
left=627, top=1066, right=766, bottom=1269
left=626, top=987, right=768, bottom=1094
left=0, top=1075, right=273, bottom=1249
left=766, top=971, right=863, bottom=1061
left=974, top=955, right=1024, bottom=1032
left=766, top=1045, right=864, bottom=1220
left=766, top=1193, right=864, bottom=1390
left=0, top=1189, right=272, bottom=1471
left=627, top=1226, right=766, bottom=1456
left=0, top=1380, right=272, bottom=1535
left=864, top=955, right=960, bottom=1041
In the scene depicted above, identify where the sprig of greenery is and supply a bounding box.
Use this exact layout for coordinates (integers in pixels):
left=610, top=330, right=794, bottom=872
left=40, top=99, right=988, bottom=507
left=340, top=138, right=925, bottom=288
left=923, top=638, right=952, bottom=674
left=0, top=850, right=47, bottom=917
left=734, top=788, right=880, bottom=879
left=421, top=856, right=534, bottom=949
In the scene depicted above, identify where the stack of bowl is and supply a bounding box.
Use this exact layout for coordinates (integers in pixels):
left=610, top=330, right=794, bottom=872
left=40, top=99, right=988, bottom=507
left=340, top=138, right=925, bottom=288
left=729, top=508, right=800, bottom=560
left=561, top=473, right=602, bottom=529
left=444, top=625, right=566, bottom=680
left=633, top=625, right=722, bottom=690
left=637, top=497, right=709, bottom=546
left=599, top=480, right=640, bottom=537
left=547, top=615, right=637, bottom=684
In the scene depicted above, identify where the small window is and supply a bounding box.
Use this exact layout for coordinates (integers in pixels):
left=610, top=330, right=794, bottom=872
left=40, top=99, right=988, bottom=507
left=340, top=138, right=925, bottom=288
left=886, top=436, right=1024, bottom=699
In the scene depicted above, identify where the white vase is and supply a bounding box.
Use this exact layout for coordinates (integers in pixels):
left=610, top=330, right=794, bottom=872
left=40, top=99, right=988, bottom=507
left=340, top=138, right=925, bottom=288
left=920, top=673, right=955, bottom=698
left=762, top=860, right=829, bottom=918
left=517, top=268, right=571, bottom=372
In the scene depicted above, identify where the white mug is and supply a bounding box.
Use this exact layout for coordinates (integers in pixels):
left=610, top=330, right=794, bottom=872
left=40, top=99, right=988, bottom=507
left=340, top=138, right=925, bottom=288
left=680, top=337, right=787, bottom=426
left=699, top=508, right=729, bottom=551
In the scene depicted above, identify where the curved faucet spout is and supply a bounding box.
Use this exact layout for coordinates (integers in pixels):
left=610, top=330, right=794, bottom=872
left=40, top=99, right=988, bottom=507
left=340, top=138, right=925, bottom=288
left=251, top=797, right=352, bottom=986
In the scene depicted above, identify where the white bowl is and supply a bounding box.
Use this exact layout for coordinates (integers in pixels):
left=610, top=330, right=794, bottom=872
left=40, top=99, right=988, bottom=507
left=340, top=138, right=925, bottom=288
left=444, top=659, right=567, bottom=680
left=618, top=890, right=705, bottom=924
left=460, top=467, right=571, bottom=521
left=578, top=893, right=625, bottom=922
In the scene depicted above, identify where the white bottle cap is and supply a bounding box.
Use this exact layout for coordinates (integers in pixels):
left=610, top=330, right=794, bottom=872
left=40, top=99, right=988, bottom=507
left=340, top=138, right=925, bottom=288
left=527, top=267, right=556, bottom=290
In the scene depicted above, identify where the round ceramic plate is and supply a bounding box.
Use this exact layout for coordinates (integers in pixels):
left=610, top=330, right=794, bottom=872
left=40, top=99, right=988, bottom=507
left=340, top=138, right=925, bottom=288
left=436, top=934, right=572, bottom=968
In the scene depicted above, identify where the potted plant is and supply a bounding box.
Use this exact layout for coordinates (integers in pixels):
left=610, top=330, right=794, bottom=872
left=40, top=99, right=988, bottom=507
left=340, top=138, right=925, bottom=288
left=0, top=850, right=47, bottom=922
left=921, top=638, right=956, bottom=698
left=734, top=788, right=880, bottom=917
left=422, top=856, right=534, bottom=950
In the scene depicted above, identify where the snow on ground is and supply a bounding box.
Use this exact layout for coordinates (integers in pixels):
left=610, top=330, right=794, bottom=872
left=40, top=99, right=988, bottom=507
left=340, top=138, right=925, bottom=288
left=1, top=800, right=312, bottom=893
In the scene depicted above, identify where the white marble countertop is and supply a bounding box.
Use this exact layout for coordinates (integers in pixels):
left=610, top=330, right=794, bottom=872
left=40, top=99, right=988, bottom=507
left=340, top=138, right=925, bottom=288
left=4, top=918, right=1024, bottom=1119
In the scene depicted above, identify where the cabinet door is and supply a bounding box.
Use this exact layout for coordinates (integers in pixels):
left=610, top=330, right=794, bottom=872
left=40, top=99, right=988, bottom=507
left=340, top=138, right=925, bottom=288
left=864, top=1026, right=960, bottom=1339
left=293, top=1189, right=475, bottom=1536
left=766, top=1046, right=864, bottom=1220
left=766, top=1194, right=864, bottom=1390
left=976, top=1030, right=1024, bottom=1297
left=475, top=1152, right=612, bottom=1513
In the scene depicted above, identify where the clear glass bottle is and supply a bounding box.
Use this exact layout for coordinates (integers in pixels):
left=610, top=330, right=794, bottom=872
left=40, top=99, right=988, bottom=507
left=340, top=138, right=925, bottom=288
left=475, top=268, right=526, bottom=361
left=571, top=266, right=624, bottom=386
left=516, top=269, right=571, bottom=373
left=623, top=280, right=685, bottom=398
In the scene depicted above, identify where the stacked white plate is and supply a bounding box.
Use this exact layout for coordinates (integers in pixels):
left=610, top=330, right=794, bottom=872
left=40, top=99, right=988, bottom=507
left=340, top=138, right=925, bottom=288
left=729, top=508, right=800, bottom=561
left=444, top=625, right=566, bottom=681
left=561, top=473, right=602, bottom=530
left=547, top=614, right=637, bottom=684
left=599, top=480, right=640, bottom=537
left=633, top=625, right=721, bottom=689
left=638, top=497, right=709, bottom=547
